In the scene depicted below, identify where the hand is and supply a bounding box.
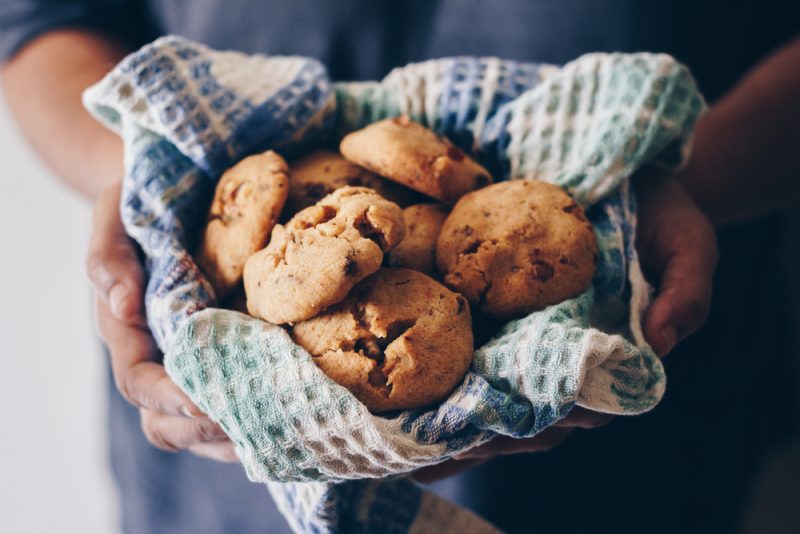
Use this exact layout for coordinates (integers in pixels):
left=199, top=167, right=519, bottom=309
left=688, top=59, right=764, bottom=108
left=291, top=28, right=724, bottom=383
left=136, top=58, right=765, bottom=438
left=413, top=407, right=612, bottom=484
left=87, top=182, right=236, bottom=462
left=413, top=174, right=717, bottom=484
left=635, top=173, right=719, bottom=356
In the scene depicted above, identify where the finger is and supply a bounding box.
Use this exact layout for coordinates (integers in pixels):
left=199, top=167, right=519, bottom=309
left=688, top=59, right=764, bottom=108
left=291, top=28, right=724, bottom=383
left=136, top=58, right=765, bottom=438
left=553, top=407, right=614, bottom=429
left=453, top=426, right=574, bottom=461
left=97, top=297, right=204, bottom=417
left=140, top=409, right=229, bottom=451
left=412, top=457, right=486, bottom=485
left=87, top=181, right=145, bottom=323
left=644, top=218, right=718, bottom=356
left=189, top=442, right=239, bottom=463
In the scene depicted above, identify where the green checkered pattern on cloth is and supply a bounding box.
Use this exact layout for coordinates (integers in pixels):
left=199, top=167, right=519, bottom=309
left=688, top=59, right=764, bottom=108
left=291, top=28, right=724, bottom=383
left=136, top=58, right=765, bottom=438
left=83, top=37, right=705, bottom=532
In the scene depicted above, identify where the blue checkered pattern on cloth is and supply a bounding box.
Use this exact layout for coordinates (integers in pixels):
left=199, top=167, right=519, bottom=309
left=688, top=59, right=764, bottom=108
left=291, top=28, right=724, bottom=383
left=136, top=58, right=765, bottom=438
left=84, top=36, right=705, bottom=533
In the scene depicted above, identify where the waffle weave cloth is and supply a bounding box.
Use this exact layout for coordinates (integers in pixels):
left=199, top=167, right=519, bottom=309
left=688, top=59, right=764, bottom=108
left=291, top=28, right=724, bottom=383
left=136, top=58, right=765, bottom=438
left=84, top=36, right=705, bottom=533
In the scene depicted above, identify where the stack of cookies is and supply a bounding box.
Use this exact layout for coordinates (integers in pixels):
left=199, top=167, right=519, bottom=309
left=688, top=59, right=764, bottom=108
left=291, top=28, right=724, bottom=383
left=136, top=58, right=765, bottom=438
left=195, top=116, right=598, bottom=413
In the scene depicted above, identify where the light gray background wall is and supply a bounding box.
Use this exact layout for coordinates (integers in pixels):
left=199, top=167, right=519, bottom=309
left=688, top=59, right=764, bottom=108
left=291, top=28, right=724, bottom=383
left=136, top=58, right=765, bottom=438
left=0, top=97, right=118, bottom=533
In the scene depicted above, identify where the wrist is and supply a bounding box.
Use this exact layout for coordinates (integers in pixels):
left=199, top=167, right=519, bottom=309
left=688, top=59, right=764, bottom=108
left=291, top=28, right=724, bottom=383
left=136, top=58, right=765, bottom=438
left=84, top=133, right=124, bottom=200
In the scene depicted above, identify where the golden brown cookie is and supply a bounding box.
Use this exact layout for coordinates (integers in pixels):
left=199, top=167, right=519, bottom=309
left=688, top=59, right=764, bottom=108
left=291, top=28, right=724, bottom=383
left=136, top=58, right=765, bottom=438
left=292, top=268, right=473, bottom=413
left=339, top=116, right=492, bottom=204
left=285, top=150, right=416, bottom=215
left=387, top=203, right=449, bottom=275
left=436, top=180, right=598, bottom=319
left=196, top=150, right=289, bottom=298
left=243, top=187, right=405, bottom=324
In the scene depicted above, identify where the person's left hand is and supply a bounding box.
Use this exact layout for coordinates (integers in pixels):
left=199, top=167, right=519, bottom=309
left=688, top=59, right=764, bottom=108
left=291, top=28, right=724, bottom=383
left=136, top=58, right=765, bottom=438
left=634, top=172, right=718, bottom=356
left=413, top=174, right=718, bottom=484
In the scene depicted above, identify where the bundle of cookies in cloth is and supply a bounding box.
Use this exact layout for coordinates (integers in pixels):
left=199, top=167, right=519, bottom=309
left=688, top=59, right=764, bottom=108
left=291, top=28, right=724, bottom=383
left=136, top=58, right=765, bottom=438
left=198, top=116, right=599, bottom=413
left=84, top=37, right=706, bottom=532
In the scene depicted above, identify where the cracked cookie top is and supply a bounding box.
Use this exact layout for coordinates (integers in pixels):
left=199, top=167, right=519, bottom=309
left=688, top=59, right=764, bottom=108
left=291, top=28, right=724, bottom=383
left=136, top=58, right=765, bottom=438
left=339, top=116, right=492, bottom=205
left=436, top=180, right=598, bottom=319
left=292, top=268, right=473, bottom=413
left=285, top=150, right=417, bottom=217
left=243, top=186, right=406, bottom=324
left=196, top=150, right=289, bottom=299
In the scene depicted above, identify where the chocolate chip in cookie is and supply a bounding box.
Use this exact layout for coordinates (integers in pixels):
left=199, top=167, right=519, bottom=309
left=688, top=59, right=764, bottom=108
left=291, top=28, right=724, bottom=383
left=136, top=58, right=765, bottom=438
left=292, top=268, right=474, bottom=413
left=243, top=187, right=406, bottom=324
left=436, top=180, right=598, bottom=319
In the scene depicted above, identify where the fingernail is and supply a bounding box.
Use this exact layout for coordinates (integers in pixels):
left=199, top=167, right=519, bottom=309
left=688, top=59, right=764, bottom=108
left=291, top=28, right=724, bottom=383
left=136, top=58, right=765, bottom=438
left=659, top=326, right=677, bottom=356
left=181, top=405, right=196, bottom=418
left=108, top=284, right=130, bottom=319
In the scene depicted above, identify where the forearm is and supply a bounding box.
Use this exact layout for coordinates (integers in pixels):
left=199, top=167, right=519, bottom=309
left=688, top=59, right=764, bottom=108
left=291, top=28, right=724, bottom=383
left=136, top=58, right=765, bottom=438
left=679, top=37, right=800, bottom=226
left=0, top=30, right=128, bottom=200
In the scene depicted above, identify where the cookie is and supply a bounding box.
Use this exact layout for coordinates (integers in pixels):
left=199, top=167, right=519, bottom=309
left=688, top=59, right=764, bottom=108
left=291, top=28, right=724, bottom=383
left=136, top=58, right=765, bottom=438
left=436, top=180, right=598, bottom=319
left=387, top=203, right=449, bottom=275
left=292, top=268, right=473, bottom=413
left=243, top=187, right=405, bottom=324
left=196, top=150, right=289, bottom=298
left=339, top=116, right=492, bottom=204
left=286, top=150, right=416, bottom=215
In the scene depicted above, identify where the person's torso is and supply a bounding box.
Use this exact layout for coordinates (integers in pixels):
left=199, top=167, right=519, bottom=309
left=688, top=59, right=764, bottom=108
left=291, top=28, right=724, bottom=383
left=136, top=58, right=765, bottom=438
left=138, top=0, right=799, bottom=99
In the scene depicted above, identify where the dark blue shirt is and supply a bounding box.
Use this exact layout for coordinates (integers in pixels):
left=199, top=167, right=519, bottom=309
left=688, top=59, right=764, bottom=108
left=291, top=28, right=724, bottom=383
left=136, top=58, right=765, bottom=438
left=2, top=0, right=799, bottom=99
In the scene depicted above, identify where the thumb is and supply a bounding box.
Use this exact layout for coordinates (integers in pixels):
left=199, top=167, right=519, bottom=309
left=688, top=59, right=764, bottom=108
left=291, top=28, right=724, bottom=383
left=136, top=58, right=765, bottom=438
left=87, top=182, right=146, bottom=324
left=644, top=221, right=718, bottom=356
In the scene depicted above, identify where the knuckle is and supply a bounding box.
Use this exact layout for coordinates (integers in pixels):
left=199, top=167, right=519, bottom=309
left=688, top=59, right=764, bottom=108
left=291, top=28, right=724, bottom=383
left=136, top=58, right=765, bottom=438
left=196, top=422, right=222, bottom=442
left=87, top=244, right=140, bottom=295
left=192, top=421, right=212, bottom=442
left=116, top=371, right=142, bottom=408
left=85, top=250, right=110, bottom=287
left=140, top=414, right=178, bottom=452
left=152, top=375, right=182, bottom=415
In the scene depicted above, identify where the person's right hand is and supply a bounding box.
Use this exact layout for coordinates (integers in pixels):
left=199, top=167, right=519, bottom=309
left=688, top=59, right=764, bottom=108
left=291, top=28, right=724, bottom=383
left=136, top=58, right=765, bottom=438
left=87, top=182, right=237, bottom=463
